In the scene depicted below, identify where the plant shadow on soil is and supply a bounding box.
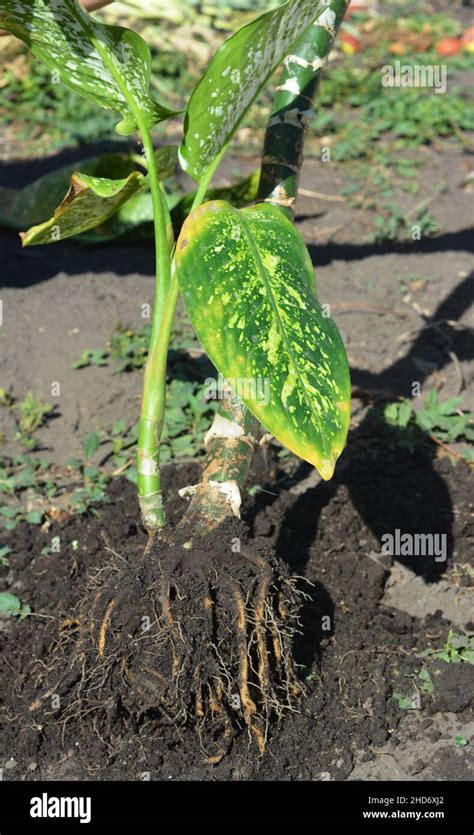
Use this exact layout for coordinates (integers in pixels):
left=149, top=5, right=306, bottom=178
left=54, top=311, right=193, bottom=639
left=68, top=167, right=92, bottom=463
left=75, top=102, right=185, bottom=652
left=1, top=148, right=473, bottom=781
left=271, top=270, right=474, bottom=583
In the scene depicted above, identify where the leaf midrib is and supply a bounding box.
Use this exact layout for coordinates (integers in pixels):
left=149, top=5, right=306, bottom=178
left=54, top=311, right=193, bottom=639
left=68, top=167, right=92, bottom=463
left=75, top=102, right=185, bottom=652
left=237, top=206, right=321, bottom=428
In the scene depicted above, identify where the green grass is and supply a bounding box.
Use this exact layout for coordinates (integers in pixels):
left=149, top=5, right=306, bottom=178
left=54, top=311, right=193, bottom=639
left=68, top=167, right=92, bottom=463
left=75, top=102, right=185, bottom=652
left=420, top=630, right=474, bottom=665
left=16, top=392, right=53, bottom=435
left=0, top=392, right=55, bottom=453
left=371, top=202, right=440, bottom=243
left=381, top=392, right=474, bottom=459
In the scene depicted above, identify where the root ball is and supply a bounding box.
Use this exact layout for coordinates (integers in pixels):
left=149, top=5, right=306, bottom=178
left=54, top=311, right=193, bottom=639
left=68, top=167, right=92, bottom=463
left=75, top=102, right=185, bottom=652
left=33, top=520, right=304, bottom=760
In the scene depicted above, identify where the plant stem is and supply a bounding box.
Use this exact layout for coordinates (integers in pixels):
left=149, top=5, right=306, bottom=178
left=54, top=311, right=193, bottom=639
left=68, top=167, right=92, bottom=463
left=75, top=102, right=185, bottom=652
left=81, top=35, right=175, bottom=532
left=137, top=267, right=179, bottom=531
left=190, top=146, right=228, bottom=212
left=258, top=0, right=349, bottom=218
left=135, top=120, right=173, bottom=532
left=180, top=389, right=259, bottom=534
left=137, top=149, right=226, bottom=532
left=138, top=123, right=172, bottom=335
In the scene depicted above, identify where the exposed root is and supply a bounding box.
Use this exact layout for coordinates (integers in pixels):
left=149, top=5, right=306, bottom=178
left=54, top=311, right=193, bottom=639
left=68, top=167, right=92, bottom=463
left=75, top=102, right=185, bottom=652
left=26, top=522, right=304, bottom=760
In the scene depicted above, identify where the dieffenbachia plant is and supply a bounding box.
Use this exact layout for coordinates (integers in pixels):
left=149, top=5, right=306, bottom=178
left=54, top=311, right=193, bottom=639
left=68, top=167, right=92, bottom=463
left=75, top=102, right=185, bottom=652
left=0, top=0, right=351, bottom=533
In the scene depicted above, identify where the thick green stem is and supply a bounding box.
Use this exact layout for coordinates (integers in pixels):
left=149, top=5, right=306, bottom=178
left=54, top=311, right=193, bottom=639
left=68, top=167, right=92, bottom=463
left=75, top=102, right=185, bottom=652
left=85, top=35, right=175, bottom=532
left=140, top=129, right=172, bottom=337
left=135, top=120, right=174, bottom=532
left=137, top=268, right=179, bottom=531
left=258, top=0, right=349, bottom=217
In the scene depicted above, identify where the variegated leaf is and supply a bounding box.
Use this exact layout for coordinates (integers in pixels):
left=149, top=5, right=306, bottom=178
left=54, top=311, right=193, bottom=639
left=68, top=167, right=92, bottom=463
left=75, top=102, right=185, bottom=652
left=80, top=190, right=155, bottom=243
left=0, top=151, right=140, bottom=231
left=176, top=201, right=351, bottom=478
left=20, top=169, right=147, bottom=246
left=179, top=0, right=334, bottom=180
left=0, top=0, right=178, bottom=135
left=0, top=147, right=177, bottom=244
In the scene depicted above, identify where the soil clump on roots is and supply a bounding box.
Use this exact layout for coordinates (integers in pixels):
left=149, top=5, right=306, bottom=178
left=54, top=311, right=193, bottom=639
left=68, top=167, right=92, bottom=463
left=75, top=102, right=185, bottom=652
left=27, top=518, right=304, bottom=763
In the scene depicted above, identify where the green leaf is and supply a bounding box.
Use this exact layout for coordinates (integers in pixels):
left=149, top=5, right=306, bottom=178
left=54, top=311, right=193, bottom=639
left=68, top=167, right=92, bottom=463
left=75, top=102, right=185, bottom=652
left=0, top=506, right=18, bottom=519
left=436, top=396, right=463, bottom=415
left=0, top=0, right=178, bottom=135
left=80, top=168, right=259, bottom=243
left=392, top=691, right=414, bottom=710
left=82, top=431, right=101, bottom=460
left=80, top=190, right=155, bottom=243
left=0, top=592, right=21, bottom=616
left=438, top=651, right=453, bottom=663
left=20, top=169, right=147, bottom=246
left=0, top=148, right=177, bottom=238
left=176, top=201, right=350, bottom=479
left=126, top=466, right=138, bottom=485
left=418, top=668, right=434, bottom=694
left=112, top=419, right=126, bottom=436
left=25, top=510, right=43, bottom=525
left=4, top=152, right=253, bottom=246
left=69, top=147, right=178, bottom=242
left=19, top=603, right=31, bottom=620
left=397, top=401, right=413, bottom=428
left=179, top=0, right=333, bottom=180
left=450, top=634, right=471, bottom=650
left=153, top=144, right=179, bottom=180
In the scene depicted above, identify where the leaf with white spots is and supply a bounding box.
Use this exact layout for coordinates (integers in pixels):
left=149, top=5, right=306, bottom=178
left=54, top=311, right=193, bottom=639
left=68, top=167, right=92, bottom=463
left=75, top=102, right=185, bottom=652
left=0, top=0, right=178, bottom=135
left=20, top=168, right=147, bottom=246
left=176, top=201, right=351, bottom=479
left=0, top=151, right=143, bottom=231
left=179, top=0, right=334, bottom=180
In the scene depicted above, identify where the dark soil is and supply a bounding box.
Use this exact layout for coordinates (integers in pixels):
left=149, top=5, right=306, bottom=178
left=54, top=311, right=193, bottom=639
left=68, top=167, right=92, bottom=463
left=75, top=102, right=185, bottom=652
left=1, top=446, right=472, bottom=781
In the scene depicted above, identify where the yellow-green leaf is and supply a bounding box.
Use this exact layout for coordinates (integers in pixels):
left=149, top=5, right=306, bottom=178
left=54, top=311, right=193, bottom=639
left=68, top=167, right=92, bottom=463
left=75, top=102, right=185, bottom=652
left=0, top=151, right=139, bottom=231
left=1, top=147, right=177, bottom=243
left=20, top=170, right=146, bottom=246
left=176, top=201, right=351, bottom=478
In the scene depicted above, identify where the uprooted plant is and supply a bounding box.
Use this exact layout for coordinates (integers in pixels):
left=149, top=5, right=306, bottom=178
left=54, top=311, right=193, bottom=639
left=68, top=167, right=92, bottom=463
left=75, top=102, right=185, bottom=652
left=1, top=0, right=351, bottom=758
